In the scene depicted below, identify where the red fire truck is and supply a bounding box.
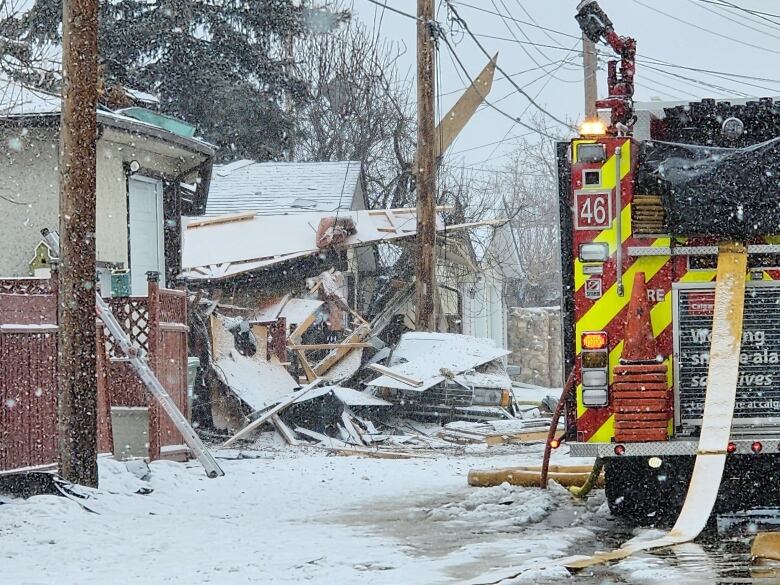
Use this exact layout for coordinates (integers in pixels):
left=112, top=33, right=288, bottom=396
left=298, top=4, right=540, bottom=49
left=561, top=1, right=780, bottom=522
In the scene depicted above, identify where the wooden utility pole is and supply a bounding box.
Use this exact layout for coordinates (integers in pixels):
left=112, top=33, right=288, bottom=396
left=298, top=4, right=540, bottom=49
left=415, top=0, right=437, bottom=332
left=583, top=33, right=598, bottom=118
left=58, top=0, right=99, bottom=487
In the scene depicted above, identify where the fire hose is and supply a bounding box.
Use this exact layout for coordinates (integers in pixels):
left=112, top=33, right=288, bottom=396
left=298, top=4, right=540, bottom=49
left=540, top=371, right=575, bottom=489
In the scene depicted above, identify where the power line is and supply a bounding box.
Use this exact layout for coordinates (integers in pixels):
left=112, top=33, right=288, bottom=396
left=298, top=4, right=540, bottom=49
left=685, top=0, right=780, bottom=40
left=440, top=59, right=574, bottom=96
left=448, top=0, right=581, bottom=41
left=471, top=30, right=780, bottom=93
left=691, top=0, right=780, bottom=25
left=487, top=0, right=578, bottom=83
left=439, top=32, right=564, bottom=139
left=630, top=0, right=780, bottom=57
left=443, top=0, right=574, bottom=130
left=365, top=0, right=419, bottom=22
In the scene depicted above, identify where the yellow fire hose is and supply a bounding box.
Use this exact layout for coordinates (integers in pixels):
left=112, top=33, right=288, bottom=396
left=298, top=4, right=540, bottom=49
left=568, top=457, right=604, bottom=498
left=468, top=464, right=604, bottom=489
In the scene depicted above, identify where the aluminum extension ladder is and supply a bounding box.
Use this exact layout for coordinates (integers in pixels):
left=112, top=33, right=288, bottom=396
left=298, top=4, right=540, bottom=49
left=42, top=229, right=224, bottom=478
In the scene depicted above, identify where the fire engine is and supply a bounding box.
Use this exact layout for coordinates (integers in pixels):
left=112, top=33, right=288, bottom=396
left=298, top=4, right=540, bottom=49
left=560, top=1, right=780, bottom=522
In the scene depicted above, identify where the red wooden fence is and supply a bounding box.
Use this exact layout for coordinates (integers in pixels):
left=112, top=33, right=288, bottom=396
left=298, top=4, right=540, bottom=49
left=0, top=274, right=190, bottom=473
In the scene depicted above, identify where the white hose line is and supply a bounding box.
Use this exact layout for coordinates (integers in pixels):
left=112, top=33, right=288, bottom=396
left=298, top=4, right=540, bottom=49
left=562, top=245, right=747, bottom=569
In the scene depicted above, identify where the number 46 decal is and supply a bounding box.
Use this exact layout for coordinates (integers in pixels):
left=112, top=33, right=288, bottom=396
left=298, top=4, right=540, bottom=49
left=575, top=191, right=612, bottom=230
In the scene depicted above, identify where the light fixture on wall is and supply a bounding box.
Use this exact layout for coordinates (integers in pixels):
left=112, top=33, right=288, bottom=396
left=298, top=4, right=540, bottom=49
left=128, top=160, right=141, bottom=175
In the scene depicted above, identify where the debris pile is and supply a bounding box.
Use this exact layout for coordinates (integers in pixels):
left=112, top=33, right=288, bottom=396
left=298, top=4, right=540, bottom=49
left=184, top=233, right=556, bottom=458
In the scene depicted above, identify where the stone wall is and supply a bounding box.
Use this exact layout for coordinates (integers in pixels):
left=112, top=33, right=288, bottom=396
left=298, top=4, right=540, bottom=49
left=507, top=306, right=562, bottom=388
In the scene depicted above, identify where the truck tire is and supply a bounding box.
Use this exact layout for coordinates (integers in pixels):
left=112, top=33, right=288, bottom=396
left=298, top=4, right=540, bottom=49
left=605, top=457, right=692, bottom=526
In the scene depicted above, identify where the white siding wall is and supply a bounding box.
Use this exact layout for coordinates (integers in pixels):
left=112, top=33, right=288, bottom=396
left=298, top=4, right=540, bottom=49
left=461, top=272, right=508, bottom=351
left=0, top=125, right=189, bottom=277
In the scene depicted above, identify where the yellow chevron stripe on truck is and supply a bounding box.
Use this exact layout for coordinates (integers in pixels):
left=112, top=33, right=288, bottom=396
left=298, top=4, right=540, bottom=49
left=576, top=259, right=717, bottom=440
left=563, top=244, right=748, bottom=571
left=573, top=139, right=634, bottom=292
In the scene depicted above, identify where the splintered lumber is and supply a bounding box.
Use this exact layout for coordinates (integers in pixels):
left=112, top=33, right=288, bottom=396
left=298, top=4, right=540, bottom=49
left=296, top=349, right=317, bottom=383
left=271, top=415, right=299, bottom=446
left=325, top=447, right=431, bottom=460
left=187, top=211, right=255, bottom=229
left=314, top=324, right=371, bottom=376
left=288, top=312, right=317, bottom=344
left=341, top=412, right=367, bottom=446
left=221, top=378, right=324, bottom=448
left=366, top=363, right=423, bottom=387
left=288, top=342, right=371, bottom=350
left=484, top=430, right=551, bottom=445
left=468, top=465, right=604, bottom=488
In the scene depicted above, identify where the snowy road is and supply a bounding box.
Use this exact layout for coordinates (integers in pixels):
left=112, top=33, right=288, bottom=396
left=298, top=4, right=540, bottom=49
left=0, top=439, right=770, bottom=584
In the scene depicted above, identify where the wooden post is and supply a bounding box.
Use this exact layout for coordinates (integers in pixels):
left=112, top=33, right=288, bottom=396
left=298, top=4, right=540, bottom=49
left=57, top=0, right=99, bottom=487
left=146, top=271, right=161, bottom=460
left=415, top=0, right=437, bottom=332
left=583, top=33, right=598, bottom=119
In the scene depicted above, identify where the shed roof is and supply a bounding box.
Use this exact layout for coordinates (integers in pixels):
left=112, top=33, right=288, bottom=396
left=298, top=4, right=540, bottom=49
left=205, top=160, right=362, bottom=216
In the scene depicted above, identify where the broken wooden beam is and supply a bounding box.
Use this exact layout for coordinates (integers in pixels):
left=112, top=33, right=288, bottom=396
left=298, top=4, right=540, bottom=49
left=366, top=363, right=423, bottom=387
left=288, top=342, right=371, bottom=351
left=221, top=378, right=324, bottom=448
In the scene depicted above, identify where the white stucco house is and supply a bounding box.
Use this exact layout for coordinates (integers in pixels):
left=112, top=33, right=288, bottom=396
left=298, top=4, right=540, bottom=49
left=0, top=80, right=215, bottom=296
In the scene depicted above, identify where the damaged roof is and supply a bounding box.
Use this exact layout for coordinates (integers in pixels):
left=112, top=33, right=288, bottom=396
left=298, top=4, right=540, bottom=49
left=205, top=160, right=364, bottom=217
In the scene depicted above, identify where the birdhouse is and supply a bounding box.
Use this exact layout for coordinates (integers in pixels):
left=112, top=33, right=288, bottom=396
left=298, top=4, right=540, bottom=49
left=28, top=240, right=57, bottom=277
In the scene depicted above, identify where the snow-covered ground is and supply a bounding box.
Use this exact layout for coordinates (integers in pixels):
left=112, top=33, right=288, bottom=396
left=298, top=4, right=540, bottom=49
left=0, top=437, right=743, bottom=584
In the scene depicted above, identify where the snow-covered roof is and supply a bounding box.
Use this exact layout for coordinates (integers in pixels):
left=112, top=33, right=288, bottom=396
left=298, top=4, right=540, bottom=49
left=0, top=76, right=214, bottom=155
left=205, top=160, right=363, bottom=217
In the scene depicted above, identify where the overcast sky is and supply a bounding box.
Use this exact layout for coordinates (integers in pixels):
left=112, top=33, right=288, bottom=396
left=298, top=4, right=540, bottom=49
left=345, top=0, right=780, bottom=174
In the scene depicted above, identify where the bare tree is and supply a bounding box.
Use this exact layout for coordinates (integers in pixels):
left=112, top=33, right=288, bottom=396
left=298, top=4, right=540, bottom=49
left=493, top=115, right=566, bottom=307
left=292, top=15, right=416, bottom=209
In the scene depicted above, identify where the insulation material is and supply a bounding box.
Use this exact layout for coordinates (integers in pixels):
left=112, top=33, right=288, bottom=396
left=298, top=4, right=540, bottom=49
left=317, top=270, right=348, bottom=332
left=213, top=352, right=299, bottom=412
left=210, top=314, right=299, bottom=412
left=291, top=386, right=391, bottom=407
left=315, top=217, right=357, bottom=248
left=180, top=208, right=445, bottom=280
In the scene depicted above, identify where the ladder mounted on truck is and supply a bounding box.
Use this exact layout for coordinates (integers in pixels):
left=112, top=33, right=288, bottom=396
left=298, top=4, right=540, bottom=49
left=42, top=228, right=224, bottom=479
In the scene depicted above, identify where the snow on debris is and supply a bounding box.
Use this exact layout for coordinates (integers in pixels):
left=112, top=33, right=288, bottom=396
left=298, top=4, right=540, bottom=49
left=214, top=351, right=299, bottom=412
left=368, top=332, right=511, bottom=392
left=206, top=160, right=362, bottom=217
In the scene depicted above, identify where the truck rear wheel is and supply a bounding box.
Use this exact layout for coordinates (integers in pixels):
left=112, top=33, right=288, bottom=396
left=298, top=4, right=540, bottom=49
left=605, top=456, right=692, bottom=526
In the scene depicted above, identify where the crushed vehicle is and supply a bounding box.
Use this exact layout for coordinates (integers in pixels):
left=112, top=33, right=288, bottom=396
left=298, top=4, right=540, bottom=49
left=367, top=332, right=518, bottom=421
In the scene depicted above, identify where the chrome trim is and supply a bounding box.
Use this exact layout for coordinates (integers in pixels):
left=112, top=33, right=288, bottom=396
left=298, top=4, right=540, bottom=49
left=614, top=146, right=624, bottom=296
left=569, top=437, right=780, bottom=458
left=629, top=244, right=780, bottom=257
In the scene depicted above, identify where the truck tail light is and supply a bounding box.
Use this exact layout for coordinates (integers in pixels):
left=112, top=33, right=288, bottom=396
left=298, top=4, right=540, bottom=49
left=582, top=352, right=608, bottom=368
left=727, top=442, right=737, bottom=454
left=582, top=331, right=609, bottom=407
left=582, top=331, right=608, bottom=350
left=752, top=441, right=763, bottom=454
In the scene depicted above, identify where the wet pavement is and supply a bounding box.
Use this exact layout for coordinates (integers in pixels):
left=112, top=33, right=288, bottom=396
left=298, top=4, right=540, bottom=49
left=334, top=482, right=780, bottom=584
